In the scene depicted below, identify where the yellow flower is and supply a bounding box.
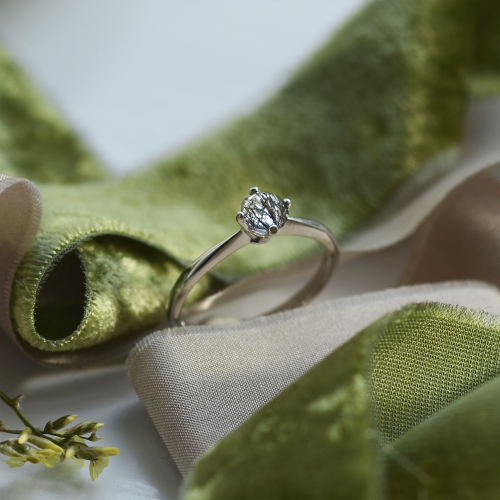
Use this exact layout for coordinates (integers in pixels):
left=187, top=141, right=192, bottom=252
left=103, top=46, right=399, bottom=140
left=25, top=447, right=60, bottom=468
left=89, top=457, right=110, bottom=481
left=1, top=440, right=60, bottom=469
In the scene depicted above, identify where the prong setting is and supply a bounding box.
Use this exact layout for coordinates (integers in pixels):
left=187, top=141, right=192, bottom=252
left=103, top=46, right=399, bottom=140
left=238, top=188, right=290, bottom=243
left=236, top=211, right=249, bottom=231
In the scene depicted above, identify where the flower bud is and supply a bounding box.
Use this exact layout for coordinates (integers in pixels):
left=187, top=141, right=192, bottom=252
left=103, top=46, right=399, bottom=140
left=27, top=435, right=63, bottom=453
left=18, top=427, right=32, bottom=444
left=63, top=421, right=104, bottom=437
left=74, top=444, right=119, bottom=461
left=88, top=431, right=102, bottom=442
left=44, top=414, right=77, bottom=433
left=12, top=395, right=24, bottom=409
left=94, top=447, right=120, bottom=457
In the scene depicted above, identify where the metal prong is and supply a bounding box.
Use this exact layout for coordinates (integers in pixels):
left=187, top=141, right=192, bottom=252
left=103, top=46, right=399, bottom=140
left=284, top=198, right=292, bottom=211
left=249, top=187, right=259, bottom=195
left=269, top=224, right=278, bottom=235
left=236, top=211, right=248, bottom=230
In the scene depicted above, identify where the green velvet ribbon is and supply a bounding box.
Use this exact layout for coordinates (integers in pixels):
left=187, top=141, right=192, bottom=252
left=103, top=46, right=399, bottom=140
left=183, top=302, right=500, bottom=499
left=4, top=0, right=500, bottom=351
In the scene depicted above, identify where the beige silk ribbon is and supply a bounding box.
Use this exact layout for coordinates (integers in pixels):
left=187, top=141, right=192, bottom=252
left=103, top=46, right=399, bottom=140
left=400, top=171, right=500, bottom=287
left=0, top=175, right=42, bottom=344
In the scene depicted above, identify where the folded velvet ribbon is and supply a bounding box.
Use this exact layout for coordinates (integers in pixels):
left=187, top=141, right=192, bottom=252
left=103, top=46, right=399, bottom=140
left=178, top=295, right=500, bottom=499
left=127, top=280, right=500, bottom=477
left=0, top=0, right=499, bottom=363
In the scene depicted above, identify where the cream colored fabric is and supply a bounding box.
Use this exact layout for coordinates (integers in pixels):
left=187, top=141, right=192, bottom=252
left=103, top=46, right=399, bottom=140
left=127, top=281, right=500, bottom=476
left=400, top=172, right=500, bottom=287
left=0, top=174, right=42, bottom=342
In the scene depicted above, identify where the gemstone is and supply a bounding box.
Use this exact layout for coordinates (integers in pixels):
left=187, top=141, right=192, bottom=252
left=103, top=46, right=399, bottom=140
left=240, top=191, right=288, bottom=237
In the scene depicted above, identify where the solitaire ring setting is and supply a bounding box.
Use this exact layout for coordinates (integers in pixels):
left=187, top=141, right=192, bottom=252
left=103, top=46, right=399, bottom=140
left=168, top=187, right=339, bottom=326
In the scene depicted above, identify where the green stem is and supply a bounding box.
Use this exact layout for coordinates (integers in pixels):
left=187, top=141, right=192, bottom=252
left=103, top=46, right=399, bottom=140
left=0, top=390, right=35, bottom=432
left=46, top=431, right=93, bottom=442
left=0, top=429, right=25, bottom=435
left=0, top=390, right=62, bottom=447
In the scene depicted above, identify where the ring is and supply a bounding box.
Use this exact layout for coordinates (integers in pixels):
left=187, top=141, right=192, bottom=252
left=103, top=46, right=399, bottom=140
left=168, top=187, right=340, bottom=326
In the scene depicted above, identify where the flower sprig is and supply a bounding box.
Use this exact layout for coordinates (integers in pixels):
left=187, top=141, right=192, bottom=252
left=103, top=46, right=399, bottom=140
left=0, top=390, right=119, bottom=480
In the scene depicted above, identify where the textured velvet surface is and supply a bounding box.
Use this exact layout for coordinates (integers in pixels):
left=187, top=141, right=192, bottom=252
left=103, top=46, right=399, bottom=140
left=183, top=302, right=500, bottom=499
left=6, top=0, right=500, bottom=351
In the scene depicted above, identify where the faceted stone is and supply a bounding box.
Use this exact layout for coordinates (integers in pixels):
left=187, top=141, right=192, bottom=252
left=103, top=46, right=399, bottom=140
left=240, top=191, right=288, bottom=237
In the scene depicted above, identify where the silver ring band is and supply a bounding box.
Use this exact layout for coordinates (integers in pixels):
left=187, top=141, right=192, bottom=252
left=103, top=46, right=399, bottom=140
left=168, top=187, right=339, bottom=326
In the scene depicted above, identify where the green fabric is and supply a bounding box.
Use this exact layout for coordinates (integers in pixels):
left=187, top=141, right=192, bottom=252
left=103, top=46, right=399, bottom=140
left=6, top=0, right=500, bottom=351
left=183, top=302, right=500, bottom=500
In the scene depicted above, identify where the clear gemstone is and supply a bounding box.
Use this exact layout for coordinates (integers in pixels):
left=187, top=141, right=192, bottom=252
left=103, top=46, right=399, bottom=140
left=240, top=191, right=288, bottom=237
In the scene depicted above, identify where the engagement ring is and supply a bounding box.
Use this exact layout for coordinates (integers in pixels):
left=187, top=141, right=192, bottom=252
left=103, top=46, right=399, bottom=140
left=168, top=187, right=339, bottom=326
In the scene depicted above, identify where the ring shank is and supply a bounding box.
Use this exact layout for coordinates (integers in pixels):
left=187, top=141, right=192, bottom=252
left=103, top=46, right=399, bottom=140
left=168, top=217, right=339, bottom=326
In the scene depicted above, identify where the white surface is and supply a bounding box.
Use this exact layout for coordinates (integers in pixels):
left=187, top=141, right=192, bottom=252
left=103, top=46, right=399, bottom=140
left=0, top=1, right=407, bottom=499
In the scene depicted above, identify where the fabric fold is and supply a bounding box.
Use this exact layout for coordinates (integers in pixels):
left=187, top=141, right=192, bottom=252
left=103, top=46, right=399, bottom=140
left=2, top=0, right=499, bottom=358
left=181, top=299, right=500, bottom=499
left=127, top=280, right=500, bottom=476
left=0, top=174, right=41, bottom=342
left=400, top=171, right=500, bottom=287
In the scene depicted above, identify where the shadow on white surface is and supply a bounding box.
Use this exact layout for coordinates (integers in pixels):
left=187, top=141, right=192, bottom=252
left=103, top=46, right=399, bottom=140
left=0, top=459, right=94, bottom=500
left=113, top=401, right=183, bottom=499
